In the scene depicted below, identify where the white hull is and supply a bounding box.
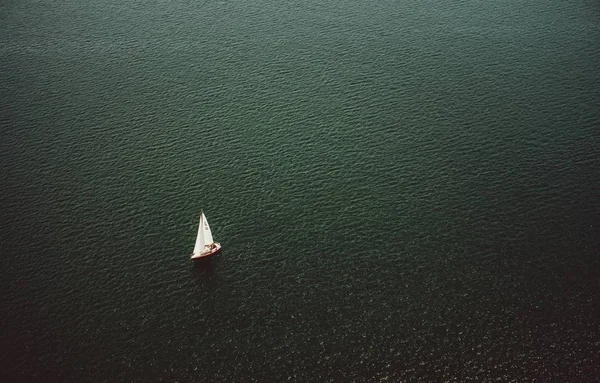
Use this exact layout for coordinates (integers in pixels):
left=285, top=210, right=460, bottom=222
left=191, top=242, right=221, bottom=261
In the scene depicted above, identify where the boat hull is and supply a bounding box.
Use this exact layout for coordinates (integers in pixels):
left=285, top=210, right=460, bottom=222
left=191, top=242, right=221, bottom=261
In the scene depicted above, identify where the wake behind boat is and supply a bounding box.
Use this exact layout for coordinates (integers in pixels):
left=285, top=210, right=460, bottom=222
left=191, top=211, right=221, bottom=261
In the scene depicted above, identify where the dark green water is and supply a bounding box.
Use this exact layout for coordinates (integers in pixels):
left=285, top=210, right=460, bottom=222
left=1, top=0, right=599, bottom=381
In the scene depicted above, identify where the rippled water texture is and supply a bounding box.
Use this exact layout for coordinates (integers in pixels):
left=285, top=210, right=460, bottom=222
left=1, top=0, right=599, bottom=381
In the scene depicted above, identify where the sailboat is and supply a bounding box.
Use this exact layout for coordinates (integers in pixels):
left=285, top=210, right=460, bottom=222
left=191, top=211, right=221, bottom=261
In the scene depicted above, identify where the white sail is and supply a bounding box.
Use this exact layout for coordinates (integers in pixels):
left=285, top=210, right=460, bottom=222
left=192, top=211, right=220, bottom=259
left=201, top=211, right=214, bottom=245
left=192, top=214, right=206, bottom=255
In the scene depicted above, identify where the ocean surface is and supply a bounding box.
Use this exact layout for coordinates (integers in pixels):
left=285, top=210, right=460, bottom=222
left=1, top=0, right=599, bottom=381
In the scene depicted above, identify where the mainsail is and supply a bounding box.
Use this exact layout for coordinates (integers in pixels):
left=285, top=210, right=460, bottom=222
left=193, top=212, right=215, bottom=256
left=202, top=212, right=214, bottom=245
